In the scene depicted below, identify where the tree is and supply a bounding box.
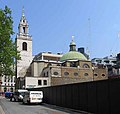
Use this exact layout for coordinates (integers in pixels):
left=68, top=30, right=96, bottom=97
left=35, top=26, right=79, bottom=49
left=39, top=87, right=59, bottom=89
left=0, top=6, right=20, bottom=77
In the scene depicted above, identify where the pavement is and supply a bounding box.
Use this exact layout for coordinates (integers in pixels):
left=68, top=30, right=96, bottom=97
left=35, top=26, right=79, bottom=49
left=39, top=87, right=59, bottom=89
left=0, top=96, right=90, bottom=114
left=0, top=96, right=5, bottom=114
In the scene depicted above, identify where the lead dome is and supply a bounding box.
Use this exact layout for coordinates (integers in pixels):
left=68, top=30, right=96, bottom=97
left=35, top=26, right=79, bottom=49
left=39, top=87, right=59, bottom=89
left=60, top=38, right=87, bottom=61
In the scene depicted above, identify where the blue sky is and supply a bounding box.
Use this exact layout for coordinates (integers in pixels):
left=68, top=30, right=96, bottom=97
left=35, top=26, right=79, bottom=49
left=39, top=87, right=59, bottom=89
left=1, top=0, right=120, bottom=59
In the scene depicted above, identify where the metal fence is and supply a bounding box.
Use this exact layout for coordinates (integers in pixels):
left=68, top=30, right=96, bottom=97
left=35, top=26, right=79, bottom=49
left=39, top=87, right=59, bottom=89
left=29, top=78, right=120, bottom=114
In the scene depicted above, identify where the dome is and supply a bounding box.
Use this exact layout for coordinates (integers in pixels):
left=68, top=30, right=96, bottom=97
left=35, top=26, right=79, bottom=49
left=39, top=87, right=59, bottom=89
left=60, top=51, right=87, bottom=61
left=60, top=37, right=88, bottom=62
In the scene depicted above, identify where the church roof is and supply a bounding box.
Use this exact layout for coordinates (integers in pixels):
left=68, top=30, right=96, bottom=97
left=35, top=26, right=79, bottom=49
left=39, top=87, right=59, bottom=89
left=60, top=37, right=87, bottom=61
left=60, top=51, right=87, bottom=61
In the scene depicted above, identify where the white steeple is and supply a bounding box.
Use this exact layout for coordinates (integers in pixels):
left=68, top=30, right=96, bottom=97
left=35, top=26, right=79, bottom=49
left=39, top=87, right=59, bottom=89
left=16, top=7, right=32, bottom=78
left=18, top=6, right=29, bottom=36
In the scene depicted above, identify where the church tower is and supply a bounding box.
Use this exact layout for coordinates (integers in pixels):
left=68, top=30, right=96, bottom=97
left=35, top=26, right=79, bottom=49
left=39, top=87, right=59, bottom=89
left=16, top=7, right=32, bottom=78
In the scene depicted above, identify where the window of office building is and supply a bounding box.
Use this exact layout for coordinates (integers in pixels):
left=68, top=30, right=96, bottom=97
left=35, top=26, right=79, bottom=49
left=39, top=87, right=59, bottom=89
left=4, top=87, right=7, bottom=92
left=11, top=76, right=13, bottom=82
left=4, top=76, right=6, bottom=82
left=11, top=87, right=13, bottom=92
left=8, top=77, right=10, bottom=82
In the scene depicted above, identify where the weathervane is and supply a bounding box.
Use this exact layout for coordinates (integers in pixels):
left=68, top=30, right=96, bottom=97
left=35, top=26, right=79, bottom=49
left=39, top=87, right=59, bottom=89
left=22, top=6, right=25, bottom=17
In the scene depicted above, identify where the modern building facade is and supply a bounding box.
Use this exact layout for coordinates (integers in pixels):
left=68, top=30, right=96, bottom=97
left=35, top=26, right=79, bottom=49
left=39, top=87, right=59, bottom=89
left=108, top=53, right=120, bottom=78
left=0, top=75, right=15, bottom=92
left=92, top=55, right=117, bottom=76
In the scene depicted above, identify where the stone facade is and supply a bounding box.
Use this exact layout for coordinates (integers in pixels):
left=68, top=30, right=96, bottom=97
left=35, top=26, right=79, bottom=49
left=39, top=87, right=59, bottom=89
left=16, top=9, right=32, bottom=78
left=93, top=67, right=108, bottom=81
left=41, top=60, right=107, bottom=86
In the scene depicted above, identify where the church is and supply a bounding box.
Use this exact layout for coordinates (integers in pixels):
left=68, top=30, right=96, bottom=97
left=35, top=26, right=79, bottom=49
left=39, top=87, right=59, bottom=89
left=0, top=8, right=108, bottom=92
left=14, top=8, right=108, bottom=90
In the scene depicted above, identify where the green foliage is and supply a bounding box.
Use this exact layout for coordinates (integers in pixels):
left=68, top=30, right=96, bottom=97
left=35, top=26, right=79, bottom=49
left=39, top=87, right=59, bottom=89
left=0, top=6, right=20, bottom=77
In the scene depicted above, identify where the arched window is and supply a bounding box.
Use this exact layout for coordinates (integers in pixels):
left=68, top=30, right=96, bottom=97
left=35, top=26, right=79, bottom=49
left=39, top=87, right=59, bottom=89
left=23, top=20, right=25, bottom=23
left=23, top=27, right=25, bottom=33
left=83, top=64, right=90, bottom=68
left=22, top=42, right=27, bottom=51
